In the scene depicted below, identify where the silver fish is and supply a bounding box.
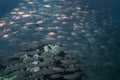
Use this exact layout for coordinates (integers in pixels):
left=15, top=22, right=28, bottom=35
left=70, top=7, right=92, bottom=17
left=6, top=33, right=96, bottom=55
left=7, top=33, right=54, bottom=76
left=0, top=0, right=119, bottom=80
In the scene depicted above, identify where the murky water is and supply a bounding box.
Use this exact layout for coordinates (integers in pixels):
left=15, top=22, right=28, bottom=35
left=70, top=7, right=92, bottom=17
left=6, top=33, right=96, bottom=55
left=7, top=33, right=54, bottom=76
left=0, top=0, right=120, bottom=80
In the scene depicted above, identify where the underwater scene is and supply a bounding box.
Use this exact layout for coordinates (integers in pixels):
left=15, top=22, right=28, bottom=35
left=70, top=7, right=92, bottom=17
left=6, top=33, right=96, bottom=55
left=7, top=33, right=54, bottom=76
left=0, top=0, right=120, bottom=80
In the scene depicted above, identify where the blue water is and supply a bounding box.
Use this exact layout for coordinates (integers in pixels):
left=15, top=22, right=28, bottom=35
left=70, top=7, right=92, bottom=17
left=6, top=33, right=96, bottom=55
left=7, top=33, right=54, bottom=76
left=81, top=0, right=120, bottom=21
left=0, top=0, right=120, bottom=80
left=0, top=0, right=23, bottom=18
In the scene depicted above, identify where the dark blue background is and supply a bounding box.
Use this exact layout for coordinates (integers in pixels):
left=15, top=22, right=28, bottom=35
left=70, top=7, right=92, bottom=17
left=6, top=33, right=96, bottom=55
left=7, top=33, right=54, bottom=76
left=81, top=0, right=120, bottom=20
left=0, top=0, right=22, bottom=17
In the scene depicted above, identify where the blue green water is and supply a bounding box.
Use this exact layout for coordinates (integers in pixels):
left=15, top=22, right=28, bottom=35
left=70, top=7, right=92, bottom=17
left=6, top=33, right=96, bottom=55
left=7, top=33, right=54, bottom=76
left=0, top=0, right=23, bottom=18
left=0, top=0, right=120, bottom=80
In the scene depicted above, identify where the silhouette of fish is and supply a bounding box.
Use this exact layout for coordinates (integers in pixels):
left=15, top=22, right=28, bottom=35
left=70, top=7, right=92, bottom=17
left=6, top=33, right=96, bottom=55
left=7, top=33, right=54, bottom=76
left=0, top=0, right=119, bottom=80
